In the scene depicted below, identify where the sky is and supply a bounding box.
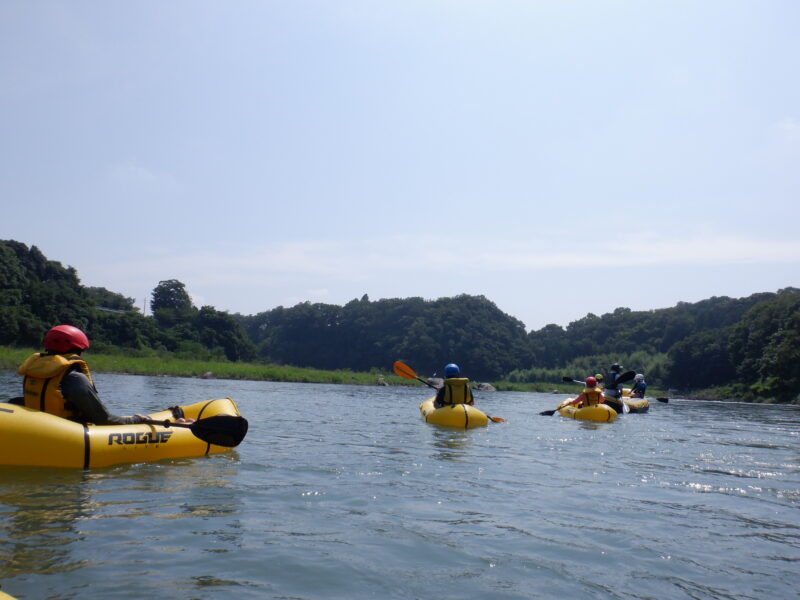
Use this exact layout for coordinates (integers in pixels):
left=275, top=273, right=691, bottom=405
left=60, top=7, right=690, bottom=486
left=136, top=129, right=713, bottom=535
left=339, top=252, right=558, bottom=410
left=1, top=1, right=798, bottom=331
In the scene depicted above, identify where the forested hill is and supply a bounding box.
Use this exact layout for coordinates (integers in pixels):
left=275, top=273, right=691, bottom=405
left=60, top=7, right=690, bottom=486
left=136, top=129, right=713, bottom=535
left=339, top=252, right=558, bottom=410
left=520, top=292, right=800, bottom=402
left=0, top=240, right=256, bottom=362
left=237, top=294, right=530, bottom=381
left=1, top=240, right=798, bottom=402
left=239, top=290, right=800, bottom=402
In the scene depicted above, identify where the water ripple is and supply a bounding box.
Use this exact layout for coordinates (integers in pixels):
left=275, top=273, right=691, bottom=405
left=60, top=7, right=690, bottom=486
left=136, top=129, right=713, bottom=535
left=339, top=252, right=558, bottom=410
left=1, top=373, right=799, bottom=599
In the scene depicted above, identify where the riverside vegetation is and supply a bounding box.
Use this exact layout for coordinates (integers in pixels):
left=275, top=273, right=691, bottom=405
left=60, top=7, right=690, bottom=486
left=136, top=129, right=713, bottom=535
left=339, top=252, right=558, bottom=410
left=1, top=239, right=796, bottom=403
left=0, top=346, right=583, bottom=395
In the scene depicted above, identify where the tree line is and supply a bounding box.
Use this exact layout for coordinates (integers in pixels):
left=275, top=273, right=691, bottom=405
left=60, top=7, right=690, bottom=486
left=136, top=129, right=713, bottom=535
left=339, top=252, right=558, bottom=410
left=0, top=241, right=255, bottom=363
left=1, top=240, right=798, bottom=402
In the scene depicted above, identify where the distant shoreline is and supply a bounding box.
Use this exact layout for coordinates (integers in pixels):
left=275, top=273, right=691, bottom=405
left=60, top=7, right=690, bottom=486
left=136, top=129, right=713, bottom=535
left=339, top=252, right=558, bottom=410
left=7, top=347, right=764, bottom=403
left=0, top=346, right=580, bottom=394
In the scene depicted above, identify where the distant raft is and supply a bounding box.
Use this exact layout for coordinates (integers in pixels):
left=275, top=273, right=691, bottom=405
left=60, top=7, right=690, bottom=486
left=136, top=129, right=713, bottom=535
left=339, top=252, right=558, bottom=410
left=623, top=396, right=650, bottom=413
left=556, top=397, right=618, bottom=423
left=419, top=396, right=489, bottom=429
left=0, top=397, right=245, bottom=469
left=603, top=389, right=650, bottom=414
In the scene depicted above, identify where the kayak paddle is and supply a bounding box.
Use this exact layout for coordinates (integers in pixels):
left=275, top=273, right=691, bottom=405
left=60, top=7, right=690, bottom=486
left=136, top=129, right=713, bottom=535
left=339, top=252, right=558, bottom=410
left=539, top=397, right=573, bottom=416
left=141, top=415, right=249, bottom=448
left=562, top=370, right=635, bottom=385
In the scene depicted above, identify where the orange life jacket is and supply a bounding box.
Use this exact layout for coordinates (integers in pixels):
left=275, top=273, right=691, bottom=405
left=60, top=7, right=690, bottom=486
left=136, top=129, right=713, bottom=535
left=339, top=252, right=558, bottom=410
left=581, top=387, right=604, bottom=406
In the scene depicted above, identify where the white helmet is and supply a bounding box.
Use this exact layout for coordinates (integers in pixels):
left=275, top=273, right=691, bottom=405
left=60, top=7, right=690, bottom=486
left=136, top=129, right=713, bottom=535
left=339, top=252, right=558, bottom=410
left=635, top=373, right=644, bottom=381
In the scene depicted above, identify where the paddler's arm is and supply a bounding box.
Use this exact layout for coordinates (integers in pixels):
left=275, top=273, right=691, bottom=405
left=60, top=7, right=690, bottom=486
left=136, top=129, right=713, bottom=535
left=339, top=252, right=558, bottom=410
left=433, top=385, right=445, bottom=407
left=569, top=393, right=585, bottom=406
left=60, top=370, right=144, bottom=425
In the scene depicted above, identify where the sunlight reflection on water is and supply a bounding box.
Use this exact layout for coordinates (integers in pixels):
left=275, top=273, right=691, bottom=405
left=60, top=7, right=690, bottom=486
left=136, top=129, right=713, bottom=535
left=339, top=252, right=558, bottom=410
left=1, top=371, right=799, bottom=599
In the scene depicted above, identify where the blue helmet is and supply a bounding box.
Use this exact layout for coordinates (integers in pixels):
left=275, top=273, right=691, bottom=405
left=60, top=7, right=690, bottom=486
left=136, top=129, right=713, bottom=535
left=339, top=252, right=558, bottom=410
left=444, top=363, right=460, bottom=378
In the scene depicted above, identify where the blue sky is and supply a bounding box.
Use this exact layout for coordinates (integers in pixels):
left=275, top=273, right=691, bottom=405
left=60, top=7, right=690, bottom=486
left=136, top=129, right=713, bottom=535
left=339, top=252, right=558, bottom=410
left=2, top=1, right=798, bottom=331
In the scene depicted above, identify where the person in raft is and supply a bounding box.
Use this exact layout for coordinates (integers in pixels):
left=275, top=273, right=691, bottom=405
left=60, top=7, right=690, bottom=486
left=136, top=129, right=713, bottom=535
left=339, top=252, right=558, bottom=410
left=16, top=324, right=194, bottom=425
left=434, top=363, right=475, bottom=408
left=569, top=376, right=605, bottom=407
left=603, top=363, right=625, bottom=400
left=630, top=373, right=647, bottom=398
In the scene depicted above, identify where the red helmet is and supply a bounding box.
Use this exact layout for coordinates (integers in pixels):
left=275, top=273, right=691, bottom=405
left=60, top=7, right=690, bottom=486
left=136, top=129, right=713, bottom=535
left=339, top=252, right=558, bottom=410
left=585, top=376, right=597, bottom=388
left=43, top=325, right=90, bottom=353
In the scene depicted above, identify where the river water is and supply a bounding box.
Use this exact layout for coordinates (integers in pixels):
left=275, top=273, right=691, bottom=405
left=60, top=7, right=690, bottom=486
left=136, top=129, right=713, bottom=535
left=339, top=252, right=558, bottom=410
left=0, top=371, right=798, bottom=599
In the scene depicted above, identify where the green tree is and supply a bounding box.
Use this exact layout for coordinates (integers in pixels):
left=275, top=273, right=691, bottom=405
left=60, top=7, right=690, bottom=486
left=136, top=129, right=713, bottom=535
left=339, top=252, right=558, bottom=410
left=194, top=305, right=257, bottom=362
left=150, top=279, right=195, bottom=328
left=87, top=287, right=136, bottom=312
left=729, top=289, right=800, bottom=401
left=151, top=279, right=193, bottom=312
left=666, top=328, right=737, bottom=390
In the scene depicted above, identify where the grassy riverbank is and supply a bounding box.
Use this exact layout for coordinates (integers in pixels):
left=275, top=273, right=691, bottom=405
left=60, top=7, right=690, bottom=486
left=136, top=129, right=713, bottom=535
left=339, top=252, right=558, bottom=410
left=0, top=346, right=584, bottom=394
left=0, top=346, right=402, bottom=386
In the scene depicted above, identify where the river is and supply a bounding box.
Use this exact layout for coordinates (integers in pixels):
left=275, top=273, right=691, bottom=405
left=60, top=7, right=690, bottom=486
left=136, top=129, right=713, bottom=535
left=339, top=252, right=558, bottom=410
left=1, top=371, right=798, bottom=599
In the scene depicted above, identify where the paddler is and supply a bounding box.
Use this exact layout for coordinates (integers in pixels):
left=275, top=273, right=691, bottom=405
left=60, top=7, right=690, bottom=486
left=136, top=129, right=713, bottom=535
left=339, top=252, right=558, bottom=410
left=16, top=324, right=194, bottom=425
left=569, top=376, right=605, bottom=407
left=603, top=363, right=625, bottom=401
left=630, top=373, right=647, bottom=398
left=434, top=363, right=475, bottom=408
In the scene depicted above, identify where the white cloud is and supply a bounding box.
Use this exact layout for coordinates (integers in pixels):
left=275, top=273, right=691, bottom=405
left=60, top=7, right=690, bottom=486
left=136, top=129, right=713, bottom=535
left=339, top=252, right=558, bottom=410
left=105, top=160, right=183, bottom=195
left=108, top=161, right=159, bottom=184
left=91, top=232, right=800, bottom=292
left=306, top=288, right=331, bottom=297
left=775, top=117, right=800, bottom=141
left=75, top=230, right=800, bottom=327
left=476, top=234, right=800, bottom=270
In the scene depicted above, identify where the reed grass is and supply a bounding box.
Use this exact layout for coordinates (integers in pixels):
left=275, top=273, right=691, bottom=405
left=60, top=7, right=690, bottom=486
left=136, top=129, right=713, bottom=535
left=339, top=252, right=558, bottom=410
left=2, top=346, right=662, bottom=398
left=0, top=346, right=408, bottom=387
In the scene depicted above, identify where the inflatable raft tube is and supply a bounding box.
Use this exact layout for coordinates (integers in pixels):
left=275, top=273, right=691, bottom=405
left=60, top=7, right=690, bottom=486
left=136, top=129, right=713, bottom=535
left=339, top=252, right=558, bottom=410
left=620, top=388, right=650, bottom=412
left=0, top=397, right=244, bottom=469
left=557, top=397, right=618, bottom=422
left=419, top=397, right=489, bottom=429
left=605, top=390, right=650, bottom=413
left=624, top=396, right=650, bottom=413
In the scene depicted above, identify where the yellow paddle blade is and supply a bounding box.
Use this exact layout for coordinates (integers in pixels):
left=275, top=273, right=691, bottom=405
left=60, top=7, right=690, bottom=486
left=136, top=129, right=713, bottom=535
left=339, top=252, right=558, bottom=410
left=393, top=361, right=417, bottom=380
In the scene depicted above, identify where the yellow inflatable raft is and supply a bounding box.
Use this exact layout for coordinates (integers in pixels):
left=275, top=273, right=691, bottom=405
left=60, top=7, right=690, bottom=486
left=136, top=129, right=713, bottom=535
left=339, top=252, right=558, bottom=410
left=0, top=397, right=246, bottom=469
left=623, top=396, right=650, bottom=413
left=419, top=397, right=489, bottom=429
left=620, top=388, right=650, bottom=412
left=605, top=389, right=650, bottom=413
left=557, top=397, right=618, bottom=422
